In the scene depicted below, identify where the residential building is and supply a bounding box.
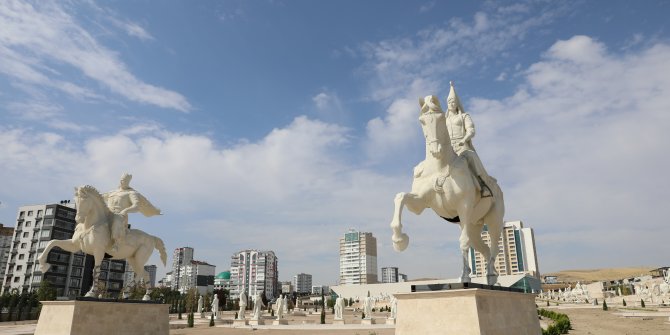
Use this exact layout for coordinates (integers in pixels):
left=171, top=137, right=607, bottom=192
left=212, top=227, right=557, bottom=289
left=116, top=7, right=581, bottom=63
left=399, top=273, right=408, bottom=282
left=293, top=273, right=312, bottom=294
left=230, top=250, right=279, bottom=300
left=0, top=224, right=13, bottom=278
left=311, top=285, right=330, bottom=295
left=468, top=221, right=540, bottom=279
left=381, top=267, right=399, bottom=283
left=144, top=265, right=157, bottom=288
left=170, top=247, right=194, bottom=290
left=214, top=271, right=231, bottom=291
left=158, top=271, right=172, bottom=288
left=339, top=229, right=378, bottom=285
left=178, top=260, right=215, bottom=295
left=280, top=281, right=293, bottom=295
left=2, top=204, right=125, bottom=297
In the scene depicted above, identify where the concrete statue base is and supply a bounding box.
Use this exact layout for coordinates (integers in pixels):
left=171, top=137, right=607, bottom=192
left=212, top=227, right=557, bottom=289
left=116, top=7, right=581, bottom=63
left=233, top=319, right=248, bottom=327
left=361, top=318, right=376, bottom=325
left=249, top=319, right=265, bottom=326
left=272, top=319, right=288, bottom=325
left=333, top=319, right=345, bottom=325
left=35, top=299, right=168, bottom=335
left=386, top=318, right=396, bottom=325
left=395, top=288, right=541, bottom=335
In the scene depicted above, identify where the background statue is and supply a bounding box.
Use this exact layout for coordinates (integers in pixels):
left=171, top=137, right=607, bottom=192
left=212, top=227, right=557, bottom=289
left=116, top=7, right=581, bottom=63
left=275, top=295, right=284, bottom=319
left=198, top=295, right=203, bottom=315
left=237, top=292, right=247, bottom=320
left=390, top=295, right=398, bottom=319
left=38, top=183, right=167, bottom=299
left=212, top=294, right=219, bottom=319
left=389, top=85, right=505, bottom=285
left=334, top=297, right=344, bottom=320
left=251, top=292, right=265, bottom=320
left=363, top=296, right=373, bottom=319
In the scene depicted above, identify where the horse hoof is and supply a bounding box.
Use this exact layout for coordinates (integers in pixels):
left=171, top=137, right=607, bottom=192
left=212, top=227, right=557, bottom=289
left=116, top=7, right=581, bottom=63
left=392, top=234, right=409, bottom=252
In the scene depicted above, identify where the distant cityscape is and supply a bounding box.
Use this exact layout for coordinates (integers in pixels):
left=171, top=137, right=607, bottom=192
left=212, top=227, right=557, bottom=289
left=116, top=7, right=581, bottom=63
left=1, top=201, right=542, bottom=299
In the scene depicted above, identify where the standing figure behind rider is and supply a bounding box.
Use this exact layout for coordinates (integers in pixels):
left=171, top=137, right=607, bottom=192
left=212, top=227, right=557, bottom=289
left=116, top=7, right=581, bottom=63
left=102, top=173, right=161, bottom=252
left=445, top=81, right=492, bottom=197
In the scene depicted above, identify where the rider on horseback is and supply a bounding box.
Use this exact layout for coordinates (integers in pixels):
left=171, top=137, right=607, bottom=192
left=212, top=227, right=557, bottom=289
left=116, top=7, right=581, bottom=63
left=102, top=173, right=161, bottom=252
left=445, top=81, right=493, bottom=197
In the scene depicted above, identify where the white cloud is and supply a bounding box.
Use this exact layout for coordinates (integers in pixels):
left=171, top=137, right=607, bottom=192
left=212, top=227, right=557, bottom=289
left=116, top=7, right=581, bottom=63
left=0, top=1, right=190, bottom=111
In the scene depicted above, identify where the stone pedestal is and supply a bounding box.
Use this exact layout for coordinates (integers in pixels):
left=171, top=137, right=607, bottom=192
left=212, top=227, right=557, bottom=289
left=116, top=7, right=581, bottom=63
left=333, top=319, right=345, bottom=325
left=361, top=318, right=376, bottom=325
left=386, top=318, right=396, bottom=325
left=395, top=288, right=541, bottom=335
left=233, top=319, right=248, bottom=326
left=272, top=319, right=289, bottom=325
left=249, top=319, right=265, bottom=326
left=35, top=299, right=168, bottom=335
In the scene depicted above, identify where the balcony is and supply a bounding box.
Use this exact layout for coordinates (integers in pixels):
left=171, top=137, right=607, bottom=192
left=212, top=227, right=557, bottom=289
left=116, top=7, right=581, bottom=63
left=35, top=216, right=43, bottom=221
left=31, top=238, right=38, bottom=243
left=33, top=227, right=40, bottom=232
left=10, top=250, right=18, bottom=255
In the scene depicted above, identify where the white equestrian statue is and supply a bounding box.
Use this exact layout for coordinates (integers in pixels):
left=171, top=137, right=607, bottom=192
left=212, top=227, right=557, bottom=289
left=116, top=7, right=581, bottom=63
left=38, top=185, right=167, bottom=299
left=389, top=92, right=505, bottom=285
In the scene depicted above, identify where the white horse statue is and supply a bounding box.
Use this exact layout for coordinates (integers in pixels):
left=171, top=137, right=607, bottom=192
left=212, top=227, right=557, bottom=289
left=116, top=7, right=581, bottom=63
left=38, top=185, right=167, bottom=299
left=389, top=94, right=505, bottom=285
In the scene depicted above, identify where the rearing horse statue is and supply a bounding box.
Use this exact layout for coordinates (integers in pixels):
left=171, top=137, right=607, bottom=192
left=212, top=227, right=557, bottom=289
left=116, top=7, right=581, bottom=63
left=38, top=185, right=167, bottom=299
left=389, top=94, right=505, bottom=285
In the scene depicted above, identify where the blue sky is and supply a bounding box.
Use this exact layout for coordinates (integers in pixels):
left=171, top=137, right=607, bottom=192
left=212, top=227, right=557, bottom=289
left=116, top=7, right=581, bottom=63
left=1, top=0, right=669, bottom=285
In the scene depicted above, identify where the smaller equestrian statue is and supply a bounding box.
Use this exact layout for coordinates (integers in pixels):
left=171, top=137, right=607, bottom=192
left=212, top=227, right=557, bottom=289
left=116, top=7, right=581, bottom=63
left=389, top=82, right=505, bottom=285
left=38, top=173, right=167, bottom=299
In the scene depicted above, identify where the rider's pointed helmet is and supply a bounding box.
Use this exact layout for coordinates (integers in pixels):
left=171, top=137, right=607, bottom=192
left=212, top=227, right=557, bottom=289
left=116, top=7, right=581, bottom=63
left=446, top=81, right=465, bottom=114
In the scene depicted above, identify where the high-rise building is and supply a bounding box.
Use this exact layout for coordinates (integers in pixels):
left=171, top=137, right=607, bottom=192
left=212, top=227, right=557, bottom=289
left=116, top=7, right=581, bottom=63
left=381, top=267, right=399, bottom=283
left=468, top=221, right=540, bottom=279
left=293, top=273, right=312, bottom=294
left=2, top=204, right=125, bottom=297
left=178, top=260, right=215, bottom=295
left=171, top=247, right=194, bottom=290
left=230, top=250, right=278, bottom=300
left=0, top=224, right=13, bottom=278
left=144, top=265, right=157, bottom=288
left=280, top=281, right=293, bottom=295
left=339, top=229, right=378, bottom=285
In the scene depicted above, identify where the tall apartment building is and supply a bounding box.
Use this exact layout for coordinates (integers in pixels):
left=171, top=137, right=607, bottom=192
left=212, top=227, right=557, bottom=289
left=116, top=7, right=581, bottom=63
left=293, top=273, right=312, bottom=294
left=144, top=265, right=157, bottom=288
left=123, top=264, right=158, bottom=288
left=468, top=221, right=540, bottom=279
left=178, top=260, right=215, bottom=295
left=2, top=204, right=125, bottom=297
left=0, top=224, right=13, bottom=278
left=381, top=267, right=399, bottom=283
left=171, top=247, right=194, bottom=290
left=230, top=250, right=278, bottom=300
left=339, top=229, right=378, bottom=285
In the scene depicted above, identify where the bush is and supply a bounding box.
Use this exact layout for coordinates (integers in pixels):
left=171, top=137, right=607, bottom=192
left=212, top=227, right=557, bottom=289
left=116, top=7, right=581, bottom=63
left=641, top=299, right=645, bottom=308
left=362, top=312, right=366, bottom=319
left=209, top=313, right=215, bottom=326
left=538, top=309, right=571, bottom=335
left=622, top=299, right=626, bottom=306
left=546, top=301, right=550, bottom=307
left=234, top=312, right=238, bottom=319
left=187, top=312, right=194, bottom=327
left=603, top=300, right=608, bottom=311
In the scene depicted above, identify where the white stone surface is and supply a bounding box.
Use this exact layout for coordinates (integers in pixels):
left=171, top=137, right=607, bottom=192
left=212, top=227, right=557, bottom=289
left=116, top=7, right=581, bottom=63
left=334, top=297, right=344, bottom=320
left=37, top=174, right=167, bottom=298
left=251, top=292, right=265, bottom=320
left=211, top=294, right=219, bottom=319
left=390, top=84, right=505, bottom=285
left=237, top=291, right=247, bottom=319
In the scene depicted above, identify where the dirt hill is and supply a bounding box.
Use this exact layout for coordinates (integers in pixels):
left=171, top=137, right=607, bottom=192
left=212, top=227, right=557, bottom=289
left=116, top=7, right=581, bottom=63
left=544, top=267, right=654, bottom=283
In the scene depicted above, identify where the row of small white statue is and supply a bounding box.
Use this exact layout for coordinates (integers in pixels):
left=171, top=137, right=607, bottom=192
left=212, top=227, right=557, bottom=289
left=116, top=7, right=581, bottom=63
left=196, top=293, right=400, bottom=321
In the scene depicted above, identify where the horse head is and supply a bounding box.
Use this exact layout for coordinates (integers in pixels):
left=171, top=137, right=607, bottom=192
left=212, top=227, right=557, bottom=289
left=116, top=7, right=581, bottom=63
left=74, top=185, right=108, bottom=226
left=418, top=95, right=449, bottom=158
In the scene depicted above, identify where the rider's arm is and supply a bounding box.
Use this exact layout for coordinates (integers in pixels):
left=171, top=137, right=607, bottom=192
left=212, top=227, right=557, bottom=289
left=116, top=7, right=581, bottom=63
left=462, top=113, right=475, bottom=143
left=120, top=192, right=141, bottom=215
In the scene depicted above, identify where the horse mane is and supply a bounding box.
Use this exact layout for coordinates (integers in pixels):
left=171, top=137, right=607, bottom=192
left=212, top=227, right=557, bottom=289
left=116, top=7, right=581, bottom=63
left=78, top=185, right=108, bottom=212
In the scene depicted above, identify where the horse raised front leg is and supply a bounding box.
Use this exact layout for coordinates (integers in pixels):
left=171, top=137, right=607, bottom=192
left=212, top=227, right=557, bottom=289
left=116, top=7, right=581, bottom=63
left=38, top=239, right=80, bottom=274
left=390, top=192, right=426, bottom=252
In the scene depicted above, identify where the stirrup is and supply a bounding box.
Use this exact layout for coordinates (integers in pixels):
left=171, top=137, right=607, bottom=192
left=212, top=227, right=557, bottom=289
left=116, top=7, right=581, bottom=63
left=481, top=185, right=492, bottom=198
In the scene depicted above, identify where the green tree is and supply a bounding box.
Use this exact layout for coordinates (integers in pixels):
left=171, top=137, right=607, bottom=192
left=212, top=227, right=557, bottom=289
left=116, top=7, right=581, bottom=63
left=209, top=312, right=215, bottom=326
left=622, top=299, right=626, bottom=306
left=640, top=299, right=645, bottom=308
left=37, top=281, right=57, bottom=301
left=602, top=300, right=608, bottom=311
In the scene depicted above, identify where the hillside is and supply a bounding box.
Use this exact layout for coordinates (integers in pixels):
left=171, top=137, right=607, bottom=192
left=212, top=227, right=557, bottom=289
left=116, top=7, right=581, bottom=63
left=544, top=267, right=654, bottom=283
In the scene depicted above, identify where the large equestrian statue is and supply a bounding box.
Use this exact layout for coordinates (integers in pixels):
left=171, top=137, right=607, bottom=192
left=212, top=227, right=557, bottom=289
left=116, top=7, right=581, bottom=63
left=389, top=83, right=505, bottom=285
left=38, top=175, right=166, bottom=299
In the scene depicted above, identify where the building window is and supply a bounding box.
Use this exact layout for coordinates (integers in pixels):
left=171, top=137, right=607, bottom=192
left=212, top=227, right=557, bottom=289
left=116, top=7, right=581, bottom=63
left=110, top=262, right=124, bottom=271
left=36, top=210, right=43, bottom=217
left=19, top=211, right=25, bottom=219
left=16, top=265, right=22, bottom=271
left=40, top=230, right=51, bottom=238
left=71, top=267, right=83, bottom=277
left=21, top=243, right=26, bottom=249
left=69, top=278, right=81, bottom=287
left=45, top=208, right=53, bottom=216
left=18, top=254, right=25, bottom=260
left=32, top=275, right=42, bottom=283
left=22, top=232, right=29, bottom=238
left=25, top=222, right=31, bottom=227
left=13, top=277, right=20, bottom=283
left=72, top=256, right=83, bottom=266
left=27, top=211, right=33, bottom=217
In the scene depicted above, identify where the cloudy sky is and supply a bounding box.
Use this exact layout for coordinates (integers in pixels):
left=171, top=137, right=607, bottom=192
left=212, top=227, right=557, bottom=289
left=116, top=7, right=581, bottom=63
left=1, top=0, right=669, bottom=285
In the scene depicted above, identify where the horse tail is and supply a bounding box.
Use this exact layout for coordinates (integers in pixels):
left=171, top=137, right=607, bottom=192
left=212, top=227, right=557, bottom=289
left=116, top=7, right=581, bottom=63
left=153, top=236, right=168, bottom=266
